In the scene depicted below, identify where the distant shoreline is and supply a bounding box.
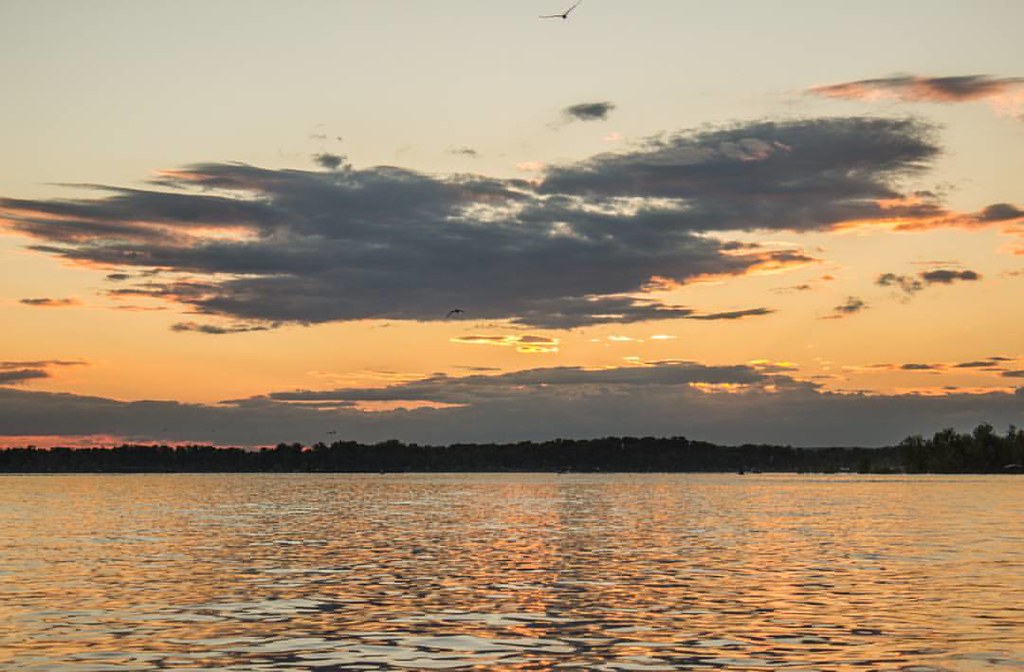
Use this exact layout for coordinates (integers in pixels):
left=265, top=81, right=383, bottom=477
left=2, top=424, right=1021, bottom=474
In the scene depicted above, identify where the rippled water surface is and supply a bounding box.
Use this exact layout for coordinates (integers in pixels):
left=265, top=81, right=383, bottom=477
left=1, top=474, right=1021, bottom=670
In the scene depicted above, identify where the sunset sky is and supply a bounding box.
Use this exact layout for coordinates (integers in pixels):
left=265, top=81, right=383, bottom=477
left=1, top=0, right=1022, bottom=448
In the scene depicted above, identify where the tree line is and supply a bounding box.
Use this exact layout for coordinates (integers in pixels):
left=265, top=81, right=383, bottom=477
left=0, top=424, right=1020, bottom=473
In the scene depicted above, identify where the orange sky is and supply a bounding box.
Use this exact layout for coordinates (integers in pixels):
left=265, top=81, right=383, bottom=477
left=1, top=2, right=1021, bottom=447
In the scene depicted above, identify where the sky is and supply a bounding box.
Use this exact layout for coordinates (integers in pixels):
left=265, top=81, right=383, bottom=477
left=1, top=0, right=1022, bottom=448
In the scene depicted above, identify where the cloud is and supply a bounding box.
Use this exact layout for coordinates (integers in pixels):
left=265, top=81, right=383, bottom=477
left=810, top=75, right=1024, bottom=103
left=0, top=359, right=85, bottom=369
left=980, top=203, right=1024, bottom=222
left=809, top=75, right=1024, bottom=124
left=538, top=117, right=948, bottom=232
left=268, top=361, right=810, bottom=405
left=877, top=267, right=982, bottom=297
left=0, top=359, right=86, bottom=386
left=312, top=153, right=346, bottom=170
left=563, top=101, right=616, bottom=122
left=901, top=363, right=942, bottom=371
left=0, top=369, right=49, bottom=385
left=920, top=269, right=981, bottom=284
left=861, top=356, right=1017, bottom=374
left=3, top=116, right=1008, bottom=330
left=105, top=273, right=131, bottom=282
left=449, top=147, right=479, bottom=158
left=19, top=297, right=80, bottom=308
left=1002, top=370, right=1024, bottom=378
left=170, top=321, right=274, bottom=335
left=451, top=334, right=560, bottom=353
left=826, top=297, right=867, bottom=319
left=689, top=307, right=774, bottom=321
left=1, top=360, right=1022, bottom=448
left=876, top=272, right=924, bottom=295
left=955, top=360, right=1001, bottom=369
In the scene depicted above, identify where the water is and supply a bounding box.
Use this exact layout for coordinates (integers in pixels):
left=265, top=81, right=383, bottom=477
left=0, top=474, right=1021, bottom=671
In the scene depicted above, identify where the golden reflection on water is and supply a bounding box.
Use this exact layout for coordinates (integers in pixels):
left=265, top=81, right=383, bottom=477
left=0, top=474, right=1021, bottom=670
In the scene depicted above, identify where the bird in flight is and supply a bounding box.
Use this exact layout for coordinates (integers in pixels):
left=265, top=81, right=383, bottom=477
left=540, top=0, right=582, bottom=20
left=445, top=308, right=465, bottom=319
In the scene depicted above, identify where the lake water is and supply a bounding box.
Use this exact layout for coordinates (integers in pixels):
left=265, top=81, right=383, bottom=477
left=0, top=474, right=1021, bottom=671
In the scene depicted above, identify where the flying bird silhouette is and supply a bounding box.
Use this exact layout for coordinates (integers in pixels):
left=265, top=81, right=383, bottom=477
left=540, top=0, right=582, bottom=20
left=445, top=309, right=465, bottom=319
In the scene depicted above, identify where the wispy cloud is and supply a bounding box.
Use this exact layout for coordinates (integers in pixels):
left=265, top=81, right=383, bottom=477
left=876, top=273, right=924, bottom=296
left=0, top=369, right=50, bottom=385
left=19, top=297, right=80, bottom=308
left=856, top=356, right=1016, bottom=375
left=450, top=334, right=560, bottom=353
left=877, top=267, right=982, bottom=297
left=811, top=75, right=1024, bottom=103
left=825, top=297, right=867, bottom=319
left=809, top=74, right=1024, bottom=121
left=171, top=322, right=275, bottom=335
left=690, top=308, right=774, bottom=321
left=1, top=360, right=1021, bottom=447
left=448, top=147, right=479, bottom=158
left=900, top=363, right=943, bottom=372
left=0, top=359, right=86, bottom=386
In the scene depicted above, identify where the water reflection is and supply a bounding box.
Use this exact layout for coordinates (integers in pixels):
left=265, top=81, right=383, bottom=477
left=0, top=474, right=1021, bottom=670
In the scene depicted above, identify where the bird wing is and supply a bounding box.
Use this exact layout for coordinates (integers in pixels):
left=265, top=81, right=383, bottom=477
left=564, top=0, right=583, bottom=15
left=539, top=13, right=562, bottom=18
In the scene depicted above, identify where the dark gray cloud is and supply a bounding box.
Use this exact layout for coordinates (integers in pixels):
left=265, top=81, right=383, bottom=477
left=876, top=272, right=923, bottom=295
left=877, top=267, right=982, bottom=297
left=809, top=75, right=1024, bottom=103
left=1002, top=370, right=1024, bottom=379
left=312, top=153, right=345, bottom=170
left=690, top=308, right=774, bottom=321
left=0, top=369, right=49, bottom=385
left=449, top=147, right=479, bottom=158
left=19, top=297, right=80, bottom=307
left=0, top=359, right=85, bottom=369
left=506, top=296, right=775, bottom=329
left=921, top=269, right=980, bottom=284
left=867, top=356, right=1018, bottom=374
left=956, top=359, right=1003, bottom=369
left=826, top=297, right=867, bottom=319
left=171, top=322, right=274, bottom=335
left=1, top=116, right=984, bottom=330
left=980, top=203, right=1024, bottom=222
left=539, top=117, right=941, bottom=231
left=0, top=359, right=85, bottom=386
left=105, top=273, right=131, bottom=282
left=563, top=101, right=616, bottom=122
left=268, top=361, right=804, bottom=406
left=1, top=361, right=1021, bottom=448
